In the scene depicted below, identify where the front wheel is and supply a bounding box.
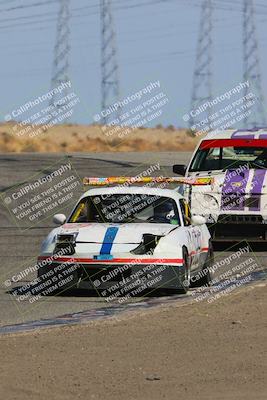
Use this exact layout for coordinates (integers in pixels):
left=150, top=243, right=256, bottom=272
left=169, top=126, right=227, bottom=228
left=191, top=242, right=214, bottom=287
left=171, top=247, right=190, bottom=294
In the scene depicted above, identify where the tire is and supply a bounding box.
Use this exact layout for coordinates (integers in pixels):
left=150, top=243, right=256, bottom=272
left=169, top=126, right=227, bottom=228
left=191, top=241, right=214, bottom=287
left=172, top=247, right=190, bottom=294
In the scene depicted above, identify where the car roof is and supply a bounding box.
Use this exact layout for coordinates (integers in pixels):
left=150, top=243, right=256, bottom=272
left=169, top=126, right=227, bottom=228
left=201, top=128, right=267, bottom=141
left=81, top=185, right=184, bottom=201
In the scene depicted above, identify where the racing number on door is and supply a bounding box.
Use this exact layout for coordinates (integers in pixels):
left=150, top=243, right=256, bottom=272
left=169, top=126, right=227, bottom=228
left=191, top=229, right=201, bottom=250
left=190, top=228, right=201, bottom=267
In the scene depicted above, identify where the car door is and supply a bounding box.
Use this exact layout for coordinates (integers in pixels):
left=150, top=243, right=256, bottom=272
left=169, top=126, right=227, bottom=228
left=179, top=199, right=201, bottom=270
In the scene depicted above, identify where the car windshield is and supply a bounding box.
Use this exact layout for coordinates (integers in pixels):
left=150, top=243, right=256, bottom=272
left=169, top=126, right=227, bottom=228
left=189, top=140, right=267, bottom=171
left=69, top=194, right=180, bottom=225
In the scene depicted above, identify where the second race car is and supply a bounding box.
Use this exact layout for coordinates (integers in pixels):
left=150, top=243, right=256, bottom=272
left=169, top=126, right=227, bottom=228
left=173, top=128, right=267, bottom=241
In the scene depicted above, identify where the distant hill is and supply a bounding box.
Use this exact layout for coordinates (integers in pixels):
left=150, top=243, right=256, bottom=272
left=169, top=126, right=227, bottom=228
left=0, top=122, right=202, bottom=153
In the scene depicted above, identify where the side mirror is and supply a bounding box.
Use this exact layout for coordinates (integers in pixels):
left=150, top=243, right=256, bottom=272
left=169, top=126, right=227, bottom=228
left=173, top=164, right=187, bottom=176
left=191, top=215, right=206, bottom=226
left=53, top=214, right=66, bottom=225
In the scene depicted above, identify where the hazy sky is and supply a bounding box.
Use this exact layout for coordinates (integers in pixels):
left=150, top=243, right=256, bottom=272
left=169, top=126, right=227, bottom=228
left=1, top=0, right=267, bottom=127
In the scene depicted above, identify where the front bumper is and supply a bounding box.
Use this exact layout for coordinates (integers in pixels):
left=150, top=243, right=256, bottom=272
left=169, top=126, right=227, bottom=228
left=37, top=256, right=185, bottom=291
left=208, top=214, right=267, bottom=241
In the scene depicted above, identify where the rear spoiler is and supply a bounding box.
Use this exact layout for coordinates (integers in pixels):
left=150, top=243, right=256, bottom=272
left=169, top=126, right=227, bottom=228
left=83, top=177, right=214, bottom=186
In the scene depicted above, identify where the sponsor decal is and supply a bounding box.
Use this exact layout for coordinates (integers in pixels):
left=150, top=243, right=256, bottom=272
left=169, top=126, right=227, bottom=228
left=221, top=169, right=250, bottom=211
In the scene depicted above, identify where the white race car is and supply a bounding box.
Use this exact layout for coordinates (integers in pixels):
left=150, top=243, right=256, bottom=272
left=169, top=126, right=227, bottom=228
left=37, top=178, right=213, bottom=295
left=173, top=128, right=267, bottom=241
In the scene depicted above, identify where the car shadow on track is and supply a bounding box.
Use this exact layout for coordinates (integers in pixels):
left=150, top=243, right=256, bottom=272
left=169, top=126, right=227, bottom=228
left=7, top=286, right=185, bottom=299
left=213, top=241, right=267, bottom=253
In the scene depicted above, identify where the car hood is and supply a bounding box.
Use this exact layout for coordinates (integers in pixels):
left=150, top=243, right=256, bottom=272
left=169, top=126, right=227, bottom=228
left=59, top=222, right=177, bottom=244
left=189, top=168, right=267, bottom=195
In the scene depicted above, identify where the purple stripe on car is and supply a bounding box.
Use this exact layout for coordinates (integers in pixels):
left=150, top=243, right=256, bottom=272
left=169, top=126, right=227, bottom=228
left=231, top=129, right=267, bottom=139
left=249, top=169, right=266, bottom=211
left=231, top=129, right=255, bottom=139
left=221, top=169, right=250, bottom=211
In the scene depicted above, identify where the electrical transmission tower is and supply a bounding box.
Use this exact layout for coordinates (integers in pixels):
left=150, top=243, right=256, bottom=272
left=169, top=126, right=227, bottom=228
left=189, top=0, right=213, bottom=132
left=50, top=0, right=71, bottom=119
left=100, top=0, right=121, bottom=125
left=243, top=0, right=266, bottom=127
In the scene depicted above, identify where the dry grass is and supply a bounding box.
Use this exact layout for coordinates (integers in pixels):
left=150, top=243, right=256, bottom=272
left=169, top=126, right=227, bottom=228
left=0, top=122, right=202, bottom=153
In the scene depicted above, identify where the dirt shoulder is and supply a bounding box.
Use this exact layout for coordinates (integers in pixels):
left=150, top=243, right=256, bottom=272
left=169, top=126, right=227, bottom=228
left=0, top=285, right=266, bottom=400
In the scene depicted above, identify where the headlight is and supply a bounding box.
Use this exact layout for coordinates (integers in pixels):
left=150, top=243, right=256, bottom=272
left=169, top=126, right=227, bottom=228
left=131, top=234, right=162, bottom=255
left=193, top=193, right=219, bottom=211
left=56, top=233, right=78, bottom=244
left=203, top=194, right=219, bottom=210
left=54, top=232, right=78, bottom=255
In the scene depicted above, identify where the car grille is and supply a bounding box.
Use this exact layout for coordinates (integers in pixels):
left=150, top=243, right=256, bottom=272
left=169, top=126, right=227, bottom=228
left=218, top=214, right=263, bottom=224
left=244, top=196, right=260, bottom=209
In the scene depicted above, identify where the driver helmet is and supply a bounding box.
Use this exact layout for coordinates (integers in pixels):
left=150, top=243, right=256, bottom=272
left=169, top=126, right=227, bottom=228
left=154, top=201, right=175, bottom=221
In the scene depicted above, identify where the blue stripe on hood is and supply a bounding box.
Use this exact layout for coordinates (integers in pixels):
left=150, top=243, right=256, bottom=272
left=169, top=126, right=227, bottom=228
left=100, top=227, right=119, bottom=255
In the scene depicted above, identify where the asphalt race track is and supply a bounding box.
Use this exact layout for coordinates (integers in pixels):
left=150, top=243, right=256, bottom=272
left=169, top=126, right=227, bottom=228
left=0, top=152, right=266, bottom=329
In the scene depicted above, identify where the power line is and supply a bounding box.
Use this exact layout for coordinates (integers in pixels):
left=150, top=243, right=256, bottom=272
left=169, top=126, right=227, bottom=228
left=0, top=0, right=58, bottom=13
left=2, top=0, right=267, bottom=33
left=49, top=0, right=71, bottom=121
left=189, top=0, right=213, bottom=131
left=243, top=0, right=266, bottom=127
left=0, top=1, right=153, bottom=30
left=100, top=0, right=121, bottom=124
